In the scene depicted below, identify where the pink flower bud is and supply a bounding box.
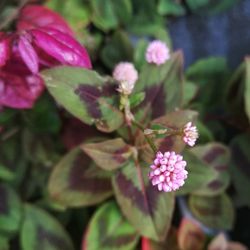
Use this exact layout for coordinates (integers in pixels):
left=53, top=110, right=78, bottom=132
left=113, top=62, right=138, bottom=95
left=183, top=122, right=199, bottom=147
left=149, top=151, right=188, bottom=192
left=146, top=40, right=170, bottom=65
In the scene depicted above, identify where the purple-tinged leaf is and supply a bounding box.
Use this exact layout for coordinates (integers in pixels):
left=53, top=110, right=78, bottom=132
left=17, top=5, right=74, bottom=36
left=82, top=201, right=139, bottom=250
left=0, top=184, right=22, bottom=233
left=112, top=160, right=175, bottom=241
left=177, top=218, right=205, bottom=250
left=32, top=28, right=91, bottom=69
left=81, top=138, right=133, bottom=171
left=18, top=34, right=39, bottom=74
left=190, top=143, right=230, bottom=196
left=41, top=66, right=123, bottom=132
left=188, top=193, right=234, bottom=230
left=48, top=147, right=113, bottom=207
left=175, top=150, right=216, bottom=196
left=21, top=204, right=74, bottom=250
left=0, top=33, right=10, bottom=67
left=134, top=51, right=184, bottom=124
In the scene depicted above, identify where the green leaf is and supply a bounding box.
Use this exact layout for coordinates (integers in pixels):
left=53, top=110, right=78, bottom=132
left=135, top=51, right=184, bottom=123
left=81, top=138, right=133, bottom=171
left=0, top=108, right=17, bottom=125
left=101, top=30, right=134, bottom=69
left=112, top=160, right=175, bottom=241
left=244, top=58, right=250, bottom=122
left=21, top=204, right=74, bottom=250
left=186, top=57, right=230, bottom=115
left=91, top=0, right=118, bottom=31
left=196, top=120, right=214, bottom=144
left=129, top=92, right=145, bottom=109
left=22, top=94, right=61, bottom=134
left=0, top=164, right=14, bottom=181
left=176, top=150, right=216, bottom=196
left=46, top=0, right=91, bottom=29
left=189, top=193, right=234, bottom=230
left=0, top=235, right=9, bottom=250
left=0, top=184, right=22, bottom=233
left=133, top=39, right=148, bottom=70
left=229, top=134, right=250, bottom=207
left=82, top=201, right=139, bottom=250
left=183, top=81, right=198, bottom=106
left=178, top=218, right=205, bottom=250
left=112, top=0, right=132, bottom=24
left=41, top=66, right=123, bottom=133
left=157, top=0, right=186, bottom=16
left=48, top=147, right=113, bottom=207
left=186, top=0, right=237, bottom=14
left=190, top=143, right=230, bottom=196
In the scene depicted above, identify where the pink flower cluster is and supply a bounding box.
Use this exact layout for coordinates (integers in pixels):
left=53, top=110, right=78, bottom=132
left=183, top=122, right=199, bottom=147
left=146, top=40, right=170, bottom=65
left=149, top=151, right=188, bottom=192
left=113, top=62, right=138, bottom=95
left=0, top=5, right=91, bottom=109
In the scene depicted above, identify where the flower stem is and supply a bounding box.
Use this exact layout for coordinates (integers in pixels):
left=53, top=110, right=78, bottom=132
left=132, top=120, right=158, bottom=154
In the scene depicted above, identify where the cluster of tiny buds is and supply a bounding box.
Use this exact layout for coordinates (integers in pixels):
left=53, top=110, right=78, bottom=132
left=149, top=151, right=188, bottom=192
left=183, top=122, right=199, bottom=147
left=112, top=62, right=138, bottom=96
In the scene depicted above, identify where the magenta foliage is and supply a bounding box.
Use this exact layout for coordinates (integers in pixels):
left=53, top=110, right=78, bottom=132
left=0, top=5, right=92, bottom=109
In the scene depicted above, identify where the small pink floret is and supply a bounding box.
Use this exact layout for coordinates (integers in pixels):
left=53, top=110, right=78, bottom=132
left=113, top=62, right=138, bottom=95
left=183, top=122, right=199, bottom=147
left=149, top=151, right=188, bottom=192
left=146, top=40, right=170, bottom=65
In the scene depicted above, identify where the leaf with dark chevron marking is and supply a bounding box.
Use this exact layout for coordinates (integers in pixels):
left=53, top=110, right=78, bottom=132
left=188, top=193, right=234, bottom=230
left=48, top=147, right=113, bottom=207
left=134, top=51, right=184, bottom=125
left=81, top=138, right=134, bottom=171
left=190, top=143, right=230, bottom=196
left=82, top=201, right=139, bottom=250
left=175, top=150, right=216, bottom=196
left=112, top=160, right=175, bottom=241
left=0, top=184, right=22, bottom=233
left=229, top=134, right=250, bottom=207
left=21, top=204, right=74, bottom=250
left=41, top=66, right=123, bottom=132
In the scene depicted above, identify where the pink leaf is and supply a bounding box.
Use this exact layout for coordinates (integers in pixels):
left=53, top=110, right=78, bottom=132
left=18, top=34, right=39, bottom=74
left=17, top=5, right=74, bottom=36
left=31, top=28, right=92, bottom=69
left=0, top=33, right=11, bottom=67
left=0, top=59, right=44, bottom=109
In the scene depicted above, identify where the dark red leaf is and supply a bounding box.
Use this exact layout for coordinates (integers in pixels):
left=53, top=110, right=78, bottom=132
left=0, top=58, right=44, bottom=109
left=18, top=33, right=39, bottom=74
left=17, top=5, right=74, bottom=36
left=31, top=28, right=92, bottom=69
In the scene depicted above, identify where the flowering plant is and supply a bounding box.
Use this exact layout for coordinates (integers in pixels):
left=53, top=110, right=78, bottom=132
left=0, top=1, right=249, bottom=250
